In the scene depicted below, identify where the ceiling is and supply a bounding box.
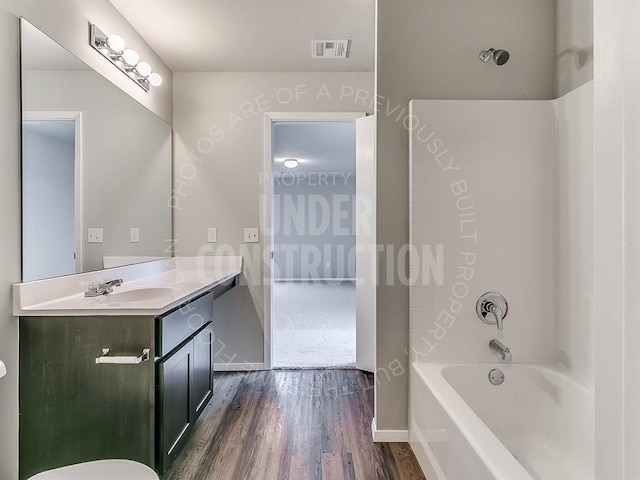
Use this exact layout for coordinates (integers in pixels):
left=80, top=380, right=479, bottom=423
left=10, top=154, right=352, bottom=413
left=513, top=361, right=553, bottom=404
left=21, top=20, right=89, bottom=71
left=109, top=0, right=375, bottom=73
left=273, top=122, right=355, bottom=176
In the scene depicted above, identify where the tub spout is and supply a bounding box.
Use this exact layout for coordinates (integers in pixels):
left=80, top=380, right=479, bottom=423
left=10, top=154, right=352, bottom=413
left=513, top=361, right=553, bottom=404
left=489, top=339, right=512, bottom=362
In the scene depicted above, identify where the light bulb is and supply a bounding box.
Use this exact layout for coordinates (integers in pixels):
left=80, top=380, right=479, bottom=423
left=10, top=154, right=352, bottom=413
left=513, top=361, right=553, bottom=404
left=135, top=61, right=151, bottom=77
left=148, top=72, right=162, bottom=87
left=284, top=159, right=299, bottom=169
left=122, top=49, right=139, bottom=66
left=106, top=34, right=125, bottom=52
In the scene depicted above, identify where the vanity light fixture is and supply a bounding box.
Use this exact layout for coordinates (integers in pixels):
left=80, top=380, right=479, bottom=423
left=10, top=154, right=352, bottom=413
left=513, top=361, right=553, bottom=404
left=89, top=23, right=162, bottom=92
left=121, top=49, right=139, bottom=66
left=149, top=73, right=163, bottom=87
left=106, top=34, right=125, bottom=53
left=135, top=61, right=152, bottom=77
left=283, top=158, right=299, bottom=169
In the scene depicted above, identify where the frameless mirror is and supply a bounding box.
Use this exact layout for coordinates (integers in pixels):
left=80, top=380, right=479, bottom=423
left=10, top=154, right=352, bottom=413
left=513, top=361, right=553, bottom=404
left=20, top=19, right=172, bottom=282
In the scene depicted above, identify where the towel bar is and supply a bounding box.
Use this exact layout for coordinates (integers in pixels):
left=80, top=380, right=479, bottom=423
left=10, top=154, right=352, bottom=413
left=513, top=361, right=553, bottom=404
left=95, top=348, right=150, bottom=365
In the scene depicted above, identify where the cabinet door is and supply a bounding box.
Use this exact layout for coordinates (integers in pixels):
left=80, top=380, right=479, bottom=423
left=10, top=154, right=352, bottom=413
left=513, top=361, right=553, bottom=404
left=157, top=340, right=192, bottom=473
left=191, top=323, right=214, bottom=418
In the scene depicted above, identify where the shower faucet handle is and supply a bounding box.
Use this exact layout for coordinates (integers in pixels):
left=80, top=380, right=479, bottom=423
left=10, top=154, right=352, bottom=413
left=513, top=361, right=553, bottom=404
left=477, top=292, right=508, bottom=331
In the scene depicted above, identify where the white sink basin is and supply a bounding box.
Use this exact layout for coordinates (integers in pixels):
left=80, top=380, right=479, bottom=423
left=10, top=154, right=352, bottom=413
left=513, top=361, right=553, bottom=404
left=105, top=287, right=180, bottom=303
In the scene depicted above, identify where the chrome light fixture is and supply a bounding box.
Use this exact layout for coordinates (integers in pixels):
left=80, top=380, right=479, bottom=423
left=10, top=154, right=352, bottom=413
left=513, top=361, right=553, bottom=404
left=90, top=23, right=162, bottom=92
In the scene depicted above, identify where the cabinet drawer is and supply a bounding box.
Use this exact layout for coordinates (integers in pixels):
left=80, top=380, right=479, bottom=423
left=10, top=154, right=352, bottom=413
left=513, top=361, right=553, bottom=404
left=157, top=292, right=213, bottom=357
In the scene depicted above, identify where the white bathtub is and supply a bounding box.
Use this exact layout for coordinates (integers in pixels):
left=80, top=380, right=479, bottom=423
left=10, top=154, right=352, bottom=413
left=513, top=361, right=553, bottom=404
left=409, top=362, right=594, bottom=480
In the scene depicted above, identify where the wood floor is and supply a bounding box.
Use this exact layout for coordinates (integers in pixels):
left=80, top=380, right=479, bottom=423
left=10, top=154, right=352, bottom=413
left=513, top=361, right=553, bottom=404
left=164, top=369, right=425, bottom=480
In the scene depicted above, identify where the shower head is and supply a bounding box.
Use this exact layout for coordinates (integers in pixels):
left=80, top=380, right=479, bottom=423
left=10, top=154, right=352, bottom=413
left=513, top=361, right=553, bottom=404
left=479, top=48, right=510, bottom=66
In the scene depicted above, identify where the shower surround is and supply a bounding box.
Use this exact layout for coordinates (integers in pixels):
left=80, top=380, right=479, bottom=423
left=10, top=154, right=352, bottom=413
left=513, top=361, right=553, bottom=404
left=408, top=82, right=594, bottom=479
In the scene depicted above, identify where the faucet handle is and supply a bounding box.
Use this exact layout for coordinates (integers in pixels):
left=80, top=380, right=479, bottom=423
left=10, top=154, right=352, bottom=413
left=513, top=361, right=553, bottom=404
left=477, top=292, right=508, bottom=330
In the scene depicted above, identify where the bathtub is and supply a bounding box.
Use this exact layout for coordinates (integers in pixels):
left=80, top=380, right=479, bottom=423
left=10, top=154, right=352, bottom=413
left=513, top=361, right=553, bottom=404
left=409, top=362, right=594, bottom=480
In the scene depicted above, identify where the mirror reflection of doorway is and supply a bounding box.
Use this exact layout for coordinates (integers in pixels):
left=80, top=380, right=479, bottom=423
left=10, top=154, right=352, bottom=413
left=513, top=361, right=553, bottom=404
left=22, top=117, right=80, bottom=281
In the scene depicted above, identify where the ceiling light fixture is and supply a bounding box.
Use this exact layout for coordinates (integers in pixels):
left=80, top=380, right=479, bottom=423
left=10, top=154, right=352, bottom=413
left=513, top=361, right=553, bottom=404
left=89, top=23, right=162, bottom=92
left=284, top=158, right=299, bottom=169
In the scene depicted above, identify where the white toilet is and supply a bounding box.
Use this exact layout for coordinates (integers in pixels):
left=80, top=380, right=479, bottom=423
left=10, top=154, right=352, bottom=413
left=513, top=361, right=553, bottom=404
left=27, top=460, right=159, bottom=480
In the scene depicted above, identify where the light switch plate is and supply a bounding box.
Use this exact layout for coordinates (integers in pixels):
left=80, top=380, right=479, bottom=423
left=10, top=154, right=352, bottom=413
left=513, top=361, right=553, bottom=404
left=88, top=228, right=103, bottom=243
left=130, top=227, right=140, bottom=243
left=244, top=227, right=259, bottom=243
left=208, top=228, right=218, bottom=243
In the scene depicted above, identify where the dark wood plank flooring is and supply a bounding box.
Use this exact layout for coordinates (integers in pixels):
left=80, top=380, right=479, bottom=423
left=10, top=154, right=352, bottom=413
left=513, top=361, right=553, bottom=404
left=164, top=369, right=425, bottom=480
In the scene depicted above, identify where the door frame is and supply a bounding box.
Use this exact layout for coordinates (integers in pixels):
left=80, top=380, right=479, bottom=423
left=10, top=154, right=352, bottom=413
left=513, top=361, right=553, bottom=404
left=262, top=112, right=366, bottom=369
left=22, top=111, right=83, bottom=274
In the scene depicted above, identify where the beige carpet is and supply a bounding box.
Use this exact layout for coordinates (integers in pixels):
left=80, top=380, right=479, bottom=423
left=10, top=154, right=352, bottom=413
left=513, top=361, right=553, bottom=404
left=272, top=281, right=356, bottom=368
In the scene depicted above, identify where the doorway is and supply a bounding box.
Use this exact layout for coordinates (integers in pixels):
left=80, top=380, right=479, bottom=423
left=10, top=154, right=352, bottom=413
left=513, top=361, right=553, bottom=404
left=22, top=112, right=82, bottom=281
left=263, top=113, right=376, bottom=371
left=271, top=121, right=357, bottom=368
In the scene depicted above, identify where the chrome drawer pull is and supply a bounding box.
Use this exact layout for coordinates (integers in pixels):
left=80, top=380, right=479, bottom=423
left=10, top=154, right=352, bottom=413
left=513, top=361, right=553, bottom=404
left=95, top=348, right=150, bottom=365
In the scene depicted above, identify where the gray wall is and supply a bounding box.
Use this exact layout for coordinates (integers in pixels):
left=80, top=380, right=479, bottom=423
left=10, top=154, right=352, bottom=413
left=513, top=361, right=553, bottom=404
left=173, top=72, right=374, bottom=365
left=274, top=177, right=356, bottom=280
left=0, top=1, right=174, bottom=477
left=22, top=123, right=76, bottom=281
left=23, top=70, right=172, bottom=272
left=375, top=0, right=556, bottom=431
left=273, top=122, right=356, bottom=280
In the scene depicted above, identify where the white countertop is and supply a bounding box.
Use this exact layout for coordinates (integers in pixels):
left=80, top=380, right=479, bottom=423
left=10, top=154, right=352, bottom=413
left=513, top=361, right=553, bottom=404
left=13, top=256, right=242, bottom=317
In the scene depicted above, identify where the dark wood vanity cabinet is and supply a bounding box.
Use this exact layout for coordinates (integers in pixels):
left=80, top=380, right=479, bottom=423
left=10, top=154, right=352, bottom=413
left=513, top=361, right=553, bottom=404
left=155, top=287, right=215, bottom=474
left=157, top=323, right=215, bottom=473
left=19, top=277, right=236, bottom=480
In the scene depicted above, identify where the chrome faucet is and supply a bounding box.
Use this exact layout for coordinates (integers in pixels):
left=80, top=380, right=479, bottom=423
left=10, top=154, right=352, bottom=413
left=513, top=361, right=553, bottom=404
left=477, top=292, right=508, bottom=332
left=489, top=339, right=512, bottom=362
left=85, top=278, right=124, bottom=297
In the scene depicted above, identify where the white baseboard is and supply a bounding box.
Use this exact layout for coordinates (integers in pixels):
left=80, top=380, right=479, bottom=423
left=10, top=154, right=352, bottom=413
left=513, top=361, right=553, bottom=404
left=214, top=363, right=266, bottom=372
left=371, top=417, right=409, bottom=443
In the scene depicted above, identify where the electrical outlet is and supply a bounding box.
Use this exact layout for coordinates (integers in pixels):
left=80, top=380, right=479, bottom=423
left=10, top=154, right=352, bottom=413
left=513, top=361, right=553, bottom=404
left=244, top=228, right=259, bottom=243
left=130, top=227, right=140, bottom=243
left=88, top=228, right=103, bottom=243
left=208, top=228, right=218, bottom=243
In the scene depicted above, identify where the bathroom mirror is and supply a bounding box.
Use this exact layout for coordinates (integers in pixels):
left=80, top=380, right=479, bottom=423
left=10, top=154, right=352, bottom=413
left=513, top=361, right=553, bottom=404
left=20, top=20, right=172, bottom=282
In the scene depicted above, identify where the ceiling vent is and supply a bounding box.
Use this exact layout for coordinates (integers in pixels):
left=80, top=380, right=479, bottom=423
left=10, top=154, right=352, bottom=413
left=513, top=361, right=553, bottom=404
left=312, top=40, right=351, bottom=59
